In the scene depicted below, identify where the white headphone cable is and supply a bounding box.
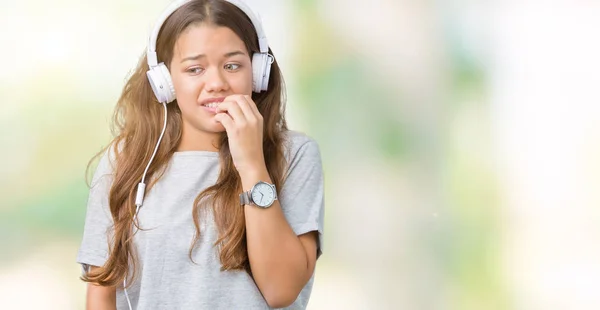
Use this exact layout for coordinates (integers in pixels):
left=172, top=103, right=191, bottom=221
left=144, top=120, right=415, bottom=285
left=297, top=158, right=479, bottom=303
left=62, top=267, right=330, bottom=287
left=135, top=102, right=168, bottom=208
left=124, top=102, right=168, bottom=310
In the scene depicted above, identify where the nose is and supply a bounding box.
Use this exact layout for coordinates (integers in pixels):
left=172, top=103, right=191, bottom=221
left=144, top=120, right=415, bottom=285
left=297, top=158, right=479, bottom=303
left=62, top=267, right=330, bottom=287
left=204, top=67, right=228, bottom=93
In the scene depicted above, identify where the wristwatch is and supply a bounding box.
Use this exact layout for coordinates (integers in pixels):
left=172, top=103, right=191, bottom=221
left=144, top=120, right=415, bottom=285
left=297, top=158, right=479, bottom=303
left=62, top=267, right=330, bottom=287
left=239, top=181, right=278, bottom=208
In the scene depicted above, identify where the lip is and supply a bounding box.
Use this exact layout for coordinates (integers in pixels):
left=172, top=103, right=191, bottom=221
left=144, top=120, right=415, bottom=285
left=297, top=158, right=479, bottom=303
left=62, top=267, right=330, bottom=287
left=199, top=97, right=226, bottom=106
left=199, top=97, right=226, bottom=114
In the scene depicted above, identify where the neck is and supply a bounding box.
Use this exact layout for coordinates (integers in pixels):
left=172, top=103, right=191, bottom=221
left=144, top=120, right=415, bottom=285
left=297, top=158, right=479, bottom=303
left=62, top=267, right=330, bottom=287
left=177, top=122, right=221, bottom=152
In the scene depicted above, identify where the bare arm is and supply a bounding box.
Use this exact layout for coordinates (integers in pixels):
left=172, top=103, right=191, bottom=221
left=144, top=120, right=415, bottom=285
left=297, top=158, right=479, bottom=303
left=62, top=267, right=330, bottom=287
left=241, top=170, right=319, bottom=308
left=214, top=95, right=321, bottom=308
left=86, top=266, right=117, bottom=310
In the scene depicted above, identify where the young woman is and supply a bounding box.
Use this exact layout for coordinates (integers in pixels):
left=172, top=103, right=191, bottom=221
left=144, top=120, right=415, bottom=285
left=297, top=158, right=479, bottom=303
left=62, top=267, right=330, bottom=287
left=76, top=0, right=324, bottom=309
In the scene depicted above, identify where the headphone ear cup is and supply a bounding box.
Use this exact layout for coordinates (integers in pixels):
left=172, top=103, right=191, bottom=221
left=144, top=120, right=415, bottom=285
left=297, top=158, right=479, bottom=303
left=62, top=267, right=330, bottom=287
left=158, top=64, right=176, bottom=103
left=252, top=53, right=270, bottom=92
left=146, top=63, right=176, bottom=103
left=262, top=55, right=272, bottom=92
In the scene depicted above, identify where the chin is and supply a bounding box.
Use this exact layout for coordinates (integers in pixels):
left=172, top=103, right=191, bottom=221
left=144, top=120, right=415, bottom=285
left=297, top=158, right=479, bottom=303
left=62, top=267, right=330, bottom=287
left=202, top=121, right=226, bottom=133
left=183, top=115, right=226, bottom=134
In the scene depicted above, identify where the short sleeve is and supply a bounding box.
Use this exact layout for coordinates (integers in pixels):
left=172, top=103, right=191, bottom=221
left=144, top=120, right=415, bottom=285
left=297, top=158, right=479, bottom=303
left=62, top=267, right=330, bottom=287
left=76, top=148, right=115, bottom=273
left=279, top=134, right=325, bottom=258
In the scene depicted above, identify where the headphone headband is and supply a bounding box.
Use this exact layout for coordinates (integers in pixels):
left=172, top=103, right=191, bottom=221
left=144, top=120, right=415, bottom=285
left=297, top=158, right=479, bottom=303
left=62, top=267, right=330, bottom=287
left=147, top=0, right=269, bottom=68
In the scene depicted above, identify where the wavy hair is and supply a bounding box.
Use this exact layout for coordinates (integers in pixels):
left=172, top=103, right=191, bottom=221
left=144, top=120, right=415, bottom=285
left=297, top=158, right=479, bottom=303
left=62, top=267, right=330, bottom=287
left=81, top=0, right=288, bottom=287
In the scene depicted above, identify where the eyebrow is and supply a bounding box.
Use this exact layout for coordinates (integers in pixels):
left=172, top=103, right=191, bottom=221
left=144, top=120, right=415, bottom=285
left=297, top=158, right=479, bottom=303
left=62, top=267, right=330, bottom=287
left=180, top=50, right=246, bottom=63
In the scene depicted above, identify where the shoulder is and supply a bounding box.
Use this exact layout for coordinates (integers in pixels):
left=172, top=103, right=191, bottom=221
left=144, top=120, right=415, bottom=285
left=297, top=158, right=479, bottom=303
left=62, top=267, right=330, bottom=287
left=280, top=130, right=323, bottom=173
left=90, top=140, right=122, bottom=187
left=281, top=130, right=321, bottom=160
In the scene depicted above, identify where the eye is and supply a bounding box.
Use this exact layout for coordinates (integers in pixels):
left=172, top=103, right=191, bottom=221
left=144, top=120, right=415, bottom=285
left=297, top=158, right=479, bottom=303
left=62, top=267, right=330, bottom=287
left=186, top=67, right=204, bottom=75
left=224, top=63, right=241, bottom=71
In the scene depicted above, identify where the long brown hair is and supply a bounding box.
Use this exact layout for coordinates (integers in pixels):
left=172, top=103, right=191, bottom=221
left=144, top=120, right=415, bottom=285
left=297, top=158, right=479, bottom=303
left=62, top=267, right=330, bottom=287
left=82, top=0, right=288, bottom=287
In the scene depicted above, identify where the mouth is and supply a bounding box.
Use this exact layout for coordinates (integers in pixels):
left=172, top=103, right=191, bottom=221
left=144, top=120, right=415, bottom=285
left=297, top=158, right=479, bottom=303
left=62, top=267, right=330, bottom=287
left=203, top=102, right=219, bottom=109
left=200, top=97, right=226, bottom=108
left=199, top=97, right=226, bottom=114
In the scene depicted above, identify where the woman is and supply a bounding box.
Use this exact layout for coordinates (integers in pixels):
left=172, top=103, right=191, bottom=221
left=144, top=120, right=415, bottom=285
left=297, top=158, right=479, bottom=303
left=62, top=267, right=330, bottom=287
left=76, top=0, right=324, bottom=309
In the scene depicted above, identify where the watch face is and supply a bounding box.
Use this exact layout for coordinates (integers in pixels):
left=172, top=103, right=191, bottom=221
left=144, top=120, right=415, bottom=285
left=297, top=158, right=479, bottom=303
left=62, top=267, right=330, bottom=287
left=251, top=182, right=276, bottom=208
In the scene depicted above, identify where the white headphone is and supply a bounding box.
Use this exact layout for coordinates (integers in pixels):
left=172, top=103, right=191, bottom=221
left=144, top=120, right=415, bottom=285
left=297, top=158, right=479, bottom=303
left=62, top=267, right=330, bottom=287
left=146, top=0, right=274, bottom=104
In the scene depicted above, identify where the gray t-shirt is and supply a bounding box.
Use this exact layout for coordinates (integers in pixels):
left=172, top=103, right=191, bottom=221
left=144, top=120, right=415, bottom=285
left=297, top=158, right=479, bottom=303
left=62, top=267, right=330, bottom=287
left=76, top=130, right=324, bottom=309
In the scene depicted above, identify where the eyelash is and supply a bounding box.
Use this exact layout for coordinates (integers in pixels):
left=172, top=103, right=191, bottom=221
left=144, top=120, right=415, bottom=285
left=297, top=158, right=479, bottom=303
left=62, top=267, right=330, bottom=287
left=187, top=67, right=204, bottom=75
left=186, top=64, right=241, bottom=75
left=224, top=63, right=241, bottom=71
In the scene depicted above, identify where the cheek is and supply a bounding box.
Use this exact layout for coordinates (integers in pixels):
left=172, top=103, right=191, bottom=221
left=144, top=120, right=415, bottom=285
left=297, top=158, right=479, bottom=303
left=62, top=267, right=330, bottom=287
left=171, top=73, right=200, bottom=99
left=230, top=71, right=253, bottom=94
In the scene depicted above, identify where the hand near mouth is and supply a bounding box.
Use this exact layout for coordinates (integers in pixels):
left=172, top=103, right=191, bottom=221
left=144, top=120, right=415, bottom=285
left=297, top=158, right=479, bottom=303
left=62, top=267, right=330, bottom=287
left=214, top=94, right=266, bottom=176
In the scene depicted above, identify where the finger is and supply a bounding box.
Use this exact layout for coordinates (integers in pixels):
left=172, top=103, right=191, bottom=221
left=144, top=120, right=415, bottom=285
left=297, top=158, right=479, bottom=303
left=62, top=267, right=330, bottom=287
left=232, top=95, right=258, bottom=122
left=243, top=95, right=262, bottom=119
left=216, top=101, right=246, bottom=123
left=214, top=112, right=235, bottom=132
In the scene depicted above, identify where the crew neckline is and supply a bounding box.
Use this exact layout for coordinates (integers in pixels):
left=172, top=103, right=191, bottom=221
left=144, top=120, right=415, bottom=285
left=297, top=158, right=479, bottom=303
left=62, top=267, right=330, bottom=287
left=172, top=151, right=219, bottom=158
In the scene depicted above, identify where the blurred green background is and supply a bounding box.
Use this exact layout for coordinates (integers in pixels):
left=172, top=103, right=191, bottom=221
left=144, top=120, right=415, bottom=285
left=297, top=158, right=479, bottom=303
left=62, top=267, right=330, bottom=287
left=2, top=0, right=600, bottom=309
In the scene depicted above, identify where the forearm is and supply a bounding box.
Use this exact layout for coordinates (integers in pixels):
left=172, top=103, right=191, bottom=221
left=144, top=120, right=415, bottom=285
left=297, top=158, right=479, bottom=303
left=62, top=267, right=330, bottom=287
left=86, top=282, right=116, bottom=310
left=87, top=297, right=116, bottom=310
left=241, top=168, right=311, bottom=307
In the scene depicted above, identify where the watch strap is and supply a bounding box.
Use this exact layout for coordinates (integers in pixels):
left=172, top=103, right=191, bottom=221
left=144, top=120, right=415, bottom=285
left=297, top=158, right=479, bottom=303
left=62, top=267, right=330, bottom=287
left=239, top=190, right=252, bottom=206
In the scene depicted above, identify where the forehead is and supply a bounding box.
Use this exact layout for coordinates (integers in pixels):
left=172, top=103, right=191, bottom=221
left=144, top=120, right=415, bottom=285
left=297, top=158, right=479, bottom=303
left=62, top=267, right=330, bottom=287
left=172, top=23, right=248, bottom=59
